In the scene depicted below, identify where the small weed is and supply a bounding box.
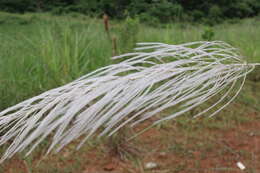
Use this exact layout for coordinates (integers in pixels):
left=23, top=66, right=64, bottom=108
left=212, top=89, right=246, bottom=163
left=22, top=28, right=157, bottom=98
left=104, top=128, right=141, bottom=161
left=202, top=27, right=215, bottom=41
left=118, top=16, right=140, bottom=52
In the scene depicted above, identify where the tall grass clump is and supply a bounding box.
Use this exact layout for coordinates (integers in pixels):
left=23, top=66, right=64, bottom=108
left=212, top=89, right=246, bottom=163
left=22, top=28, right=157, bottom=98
left=30, top=21, right=112, bottom=83
left=0, top=17, right=112, bottom=110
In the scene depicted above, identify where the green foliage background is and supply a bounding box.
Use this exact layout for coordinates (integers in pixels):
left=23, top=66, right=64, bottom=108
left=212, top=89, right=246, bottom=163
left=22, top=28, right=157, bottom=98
left=0, top=0, right=259, bottom=23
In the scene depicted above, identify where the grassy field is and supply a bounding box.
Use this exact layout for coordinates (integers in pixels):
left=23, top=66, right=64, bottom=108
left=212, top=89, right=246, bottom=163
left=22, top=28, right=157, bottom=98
left=0, top=12, right=260, bottom=172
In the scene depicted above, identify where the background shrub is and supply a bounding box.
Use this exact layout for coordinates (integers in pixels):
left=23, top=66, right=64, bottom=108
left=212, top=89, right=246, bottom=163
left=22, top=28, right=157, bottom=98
left=0, top=0, right=260, bottom=24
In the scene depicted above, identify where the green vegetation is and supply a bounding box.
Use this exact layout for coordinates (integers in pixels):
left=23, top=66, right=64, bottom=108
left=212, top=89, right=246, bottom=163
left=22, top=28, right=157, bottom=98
left=0, top=12, right=260, bottom=111
left=0, top=0, right=260, bottom=24
left=0, top=12, right=260, bottom=172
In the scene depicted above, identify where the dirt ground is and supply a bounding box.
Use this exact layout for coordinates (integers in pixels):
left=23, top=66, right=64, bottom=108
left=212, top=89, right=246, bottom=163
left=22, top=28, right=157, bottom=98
left=1, top=112, right=260, bottom=173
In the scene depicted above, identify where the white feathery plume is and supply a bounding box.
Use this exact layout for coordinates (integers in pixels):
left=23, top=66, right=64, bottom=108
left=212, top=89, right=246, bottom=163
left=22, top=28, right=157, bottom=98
left=0, top=41, right=259, bottom=162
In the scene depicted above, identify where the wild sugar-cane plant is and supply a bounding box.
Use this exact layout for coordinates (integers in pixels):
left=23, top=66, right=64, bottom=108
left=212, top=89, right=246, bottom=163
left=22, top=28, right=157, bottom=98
left=0, top=41, right=259, bottom=162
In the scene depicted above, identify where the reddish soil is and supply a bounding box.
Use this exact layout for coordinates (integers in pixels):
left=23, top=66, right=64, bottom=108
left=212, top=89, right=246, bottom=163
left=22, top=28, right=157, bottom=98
left=81, top=113, right=260, bottom=173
